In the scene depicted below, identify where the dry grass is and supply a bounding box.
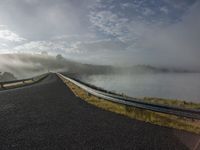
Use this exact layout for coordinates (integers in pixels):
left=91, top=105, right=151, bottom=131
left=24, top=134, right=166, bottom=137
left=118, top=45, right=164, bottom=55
left=142, top=97, right=200, bottom=109
left=113, top=93, right=200, bottom=110
left=59, top=76, right=200, bottom=134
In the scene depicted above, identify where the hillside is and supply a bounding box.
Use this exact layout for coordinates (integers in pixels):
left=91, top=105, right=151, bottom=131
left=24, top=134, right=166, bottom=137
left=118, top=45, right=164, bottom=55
left=0, top=53, right=113, bottom=78
left=0, top=53, right=197, bottom=79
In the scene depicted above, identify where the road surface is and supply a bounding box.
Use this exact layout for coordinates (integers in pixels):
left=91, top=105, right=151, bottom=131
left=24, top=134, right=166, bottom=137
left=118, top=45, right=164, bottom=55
left=58, top=73, right=200, bottom=120
left=0, top=74, right=199, bottom=150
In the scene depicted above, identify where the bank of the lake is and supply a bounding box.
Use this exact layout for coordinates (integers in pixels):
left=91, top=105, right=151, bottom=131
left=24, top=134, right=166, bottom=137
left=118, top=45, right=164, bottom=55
left=82, top=73, right=200, bottom=103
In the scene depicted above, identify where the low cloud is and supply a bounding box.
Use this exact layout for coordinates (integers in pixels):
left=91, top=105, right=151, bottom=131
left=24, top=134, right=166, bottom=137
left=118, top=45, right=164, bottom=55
left=0, top=29, right=26, bottom=42
left=0, top=0, right=199, bottom=69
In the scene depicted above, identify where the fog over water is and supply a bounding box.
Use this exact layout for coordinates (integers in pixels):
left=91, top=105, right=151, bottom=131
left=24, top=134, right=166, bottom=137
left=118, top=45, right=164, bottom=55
left=82, top=73, right=200, bottom=103
left=0, top=0, right=200, bottom=104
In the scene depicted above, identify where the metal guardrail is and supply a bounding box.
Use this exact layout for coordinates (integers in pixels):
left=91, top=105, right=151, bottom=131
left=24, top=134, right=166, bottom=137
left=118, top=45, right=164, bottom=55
left=0, top=73, right=48, bottom=90
left=57, top=73, right=200, bottom=120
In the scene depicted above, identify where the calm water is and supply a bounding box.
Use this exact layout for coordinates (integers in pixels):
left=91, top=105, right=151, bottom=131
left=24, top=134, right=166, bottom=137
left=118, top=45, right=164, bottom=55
left=82, top=73, right=200, bottom=103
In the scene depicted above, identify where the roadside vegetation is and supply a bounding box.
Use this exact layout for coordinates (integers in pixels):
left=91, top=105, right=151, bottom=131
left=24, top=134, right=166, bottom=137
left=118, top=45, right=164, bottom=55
left=59, top=77, right=200, bottom=134
left=65, top=77, right=200, bottom=110
left=142, top=97, right=200, bottom=109
left=117, top=94, right=200, bottom=110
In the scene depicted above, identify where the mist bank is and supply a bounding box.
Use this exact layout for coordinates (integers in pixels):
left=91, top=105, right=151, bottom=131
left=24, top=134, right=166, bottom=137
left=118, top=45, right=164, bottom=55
left=0, top=72, right=17, bottom=82
left=80, top=73, right=200, bottom=103
left=0, top=53, right=199, bottom=79
left=0, top=53, right=113, bottom=79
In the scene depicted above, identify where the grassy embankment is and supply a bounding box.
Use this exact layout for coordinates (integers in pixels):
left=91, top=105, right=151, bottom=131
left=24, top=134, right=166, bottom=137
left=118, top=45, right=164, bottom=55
left=67, top=77, right=200, bottom=110
left=96, top=90, right=200, bottom=110
left=60, top=77, right=200, bottom=134
left=142, top=97, right=200, bottom=109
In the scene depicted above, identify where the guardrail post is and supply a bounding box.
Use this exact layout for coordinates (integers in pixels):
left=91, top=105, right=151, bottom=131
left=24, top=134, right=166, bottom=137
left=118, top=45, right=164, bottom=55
left=86, top=92, right=91, bottom=97
left=0, top=83, right=5, bottom=89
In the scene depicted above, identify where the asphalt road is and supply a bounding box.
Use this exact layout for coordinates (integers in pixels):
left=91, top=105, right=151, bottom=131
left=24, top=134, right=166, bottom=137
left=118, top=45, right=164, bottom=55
left=58, top=73, right=200, bottom=120
left=0, top=74, right=199, bottom=150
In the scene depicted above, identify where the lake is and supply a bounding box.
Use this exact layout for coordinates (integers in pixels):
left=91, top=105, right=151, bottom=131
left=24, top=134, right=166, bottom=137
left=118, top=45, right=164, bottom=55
left=81, top=73, right=200, bottom=103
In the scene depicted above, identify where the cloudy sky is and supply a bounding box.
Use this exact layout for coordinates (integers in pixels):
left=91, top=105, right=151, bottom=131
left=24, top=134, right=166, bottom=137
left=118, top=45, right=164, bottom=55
left=0, top=0, right=199, bottom=68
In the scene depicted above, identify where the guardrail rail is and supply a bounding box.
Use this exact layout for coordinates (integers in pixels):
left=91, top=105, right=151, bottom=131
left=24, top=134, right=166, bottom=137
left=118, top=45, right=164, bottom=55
left=0, top=73, right=49, bottom=90
left=57, top=73, right=200, bottom=120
